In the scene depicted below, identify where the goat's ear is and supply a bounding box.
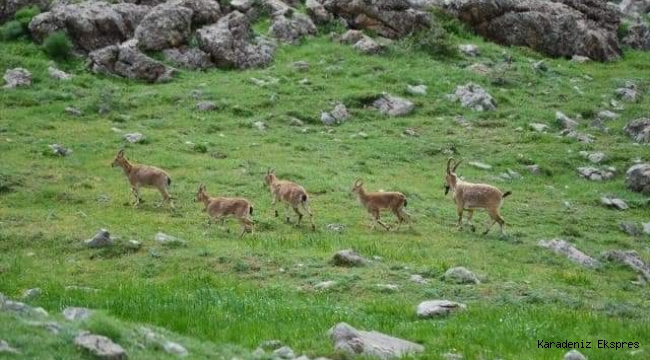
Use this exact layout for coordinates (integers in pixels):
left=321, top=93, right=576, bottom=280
left=266, top=168, right=271, bottom=175
left=452, top=160, right=463, bottom=172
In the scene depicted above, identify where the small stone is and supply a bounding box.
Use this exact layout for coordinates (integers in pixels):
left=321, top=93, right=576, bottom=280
left=564, top=350, right=586, bottom=360
left=3, top=68, right=32, bottom=88
left=21, top=288, right=42, bottom=300
left=600, top=196, right=628, bottom=210
left=0, top=340, right=20, bottom=354
left=196, top=101, right=216, bottom=111
left=616, top=84, right=638, bottom=102
left=459, top=44, right=480, bottom=56
left=444, top=267, right=480, bottom=284
left=66, top=107, right=83, bottom=116
left=410, top=274, right=429, bottom=284
left=49, top=144, right=71, bottom=156
left=332, top=249, right=367, bottom=267
left=253, top=121, right=266, bottom=131
left=537, top=239, right=600, bottom=268
left=376, top=284, right=399, bottom=292
left=292, top=61, right=310, bottom=72
left=49, top=66, right=72, bottom=80
left=619, top=222, right=642, bottom=237
left=74, top=332, right=127, bottom=359
left=24, top=320, right=62, bottom=334
left=469, top=161, right=492, bottom=170
left=579, top=151, right=606, bottom=164
left=468, top=62, right=490, bottom=75
left=85, top=228, right=113, bottom=248
left=320, top=111, right=335, bottom=126
left=406, top=84, right=427, bottom=95
left=577, top=166, right=616, bottom=181
left=298, top=78, right=310, bottom=85
left=260, top=340, right=283, bottom=351
left=63, top=307, right=93, bottom=321
left=597, top=110, right=618, bottom=120
left=163, top=341, right=188, bottom=357
left=570, top=55, right=591, bottom=63
left=127, top=240, right=142, bottom=250
left=416, top=300, right=467, bottom=318
left=325, top=223, right=345, bottom=232
left=288, top=117, right=304, bottom=127
left=556, top=111, right=578, bottom=130
left=529, top=123, right=549, bottom=132
left=442, top=353, right=464, bottom=360
left=450, top=83, right=496, bottom=111
left=532, top=60, right=548, bottom=72
left=373, top=94, right=415, bottom=116
left=124, top=132, right=145, bottom=143
left=331, top=103, right=349, bottom=122
left=315, top=281, right=337, bottom=290
left=404, top=128, right=419, bottom=137
left=154, top=232, right=186, bottom=245
left=273, top=346, right=295, bottom=359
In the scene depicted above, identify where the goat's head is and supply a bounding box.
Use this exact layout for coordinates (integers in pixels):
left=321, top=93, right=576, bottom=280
left=351, top=179, right=364, bottom=195
left=264, top=168, right=276, bottom=187
left=111, top=149, right=126, bottom=168
left=444, top=158, right=461, bottom=195
left=195, top=184, right=208, bottom=203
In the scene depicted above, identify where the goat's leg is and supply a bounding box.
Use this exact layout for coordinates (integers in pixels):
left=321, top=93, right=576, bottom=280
left=131, top=186, right=141, bottom=207
left=391, top=208, right=404, bottom=231
left=292, top=206, right=303, bottom=225
left=483, top=209, right=503, bottom=235
left=272, top=197, right=278, bottom=217
left=456, top=207, right=464, bottom=230
left=301, top=200, right=316, bottom=231
left=400, top=208, right=413, bottom=230
left=238, top=217, right=254, bottom=238
left=284, top=203, right=291, bottom=223
left=466, top=209, right=476, bottom=232
left=373, top=210, right=390, bottom=231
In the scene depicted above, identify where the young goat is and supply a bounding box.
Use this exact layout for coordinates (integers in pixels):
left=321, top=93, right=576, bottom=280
left=351, top=179, right=411, bottom=231
left=444, top=158, right=512, bottom=235
left=111, top=149, right=173, bottom=208
left=195, top=184, right=254, bottom=238
left=264, top=169, right=315, bottom=230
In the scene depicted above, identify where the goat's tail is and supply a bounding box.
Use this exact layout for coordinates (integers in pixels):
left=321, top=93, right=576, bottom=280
left=403, top=198, right=408, bottom=207
left=249, top=205, right=254, bottom=215
left=301, top=194, right=307, bottom=202
left=167, top=177, right=172, bottom=186
left=502, top=191, right=512, bottom=198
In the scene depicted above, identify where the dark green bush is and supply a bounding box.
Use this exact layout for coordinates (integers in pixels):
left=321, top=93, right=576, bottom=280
left=1, top=20, right=25, bottom=40
left=15, top=6, right=41, bottom=32
left=43, top=31, right=73, bottom=60
left=408, top=22, right=459, bottom=59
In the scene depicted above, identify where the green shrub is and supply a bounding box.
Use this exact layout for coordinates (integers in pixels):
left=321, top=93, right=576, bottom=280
left=617, top=21, right=630, bottom=41
left=15, top=6, right=41, bottom=32
left=43, top=31, right=73, bottom=60
left=1, top=20, right=25, bottom=40
left=407, top=22, right=459, bottom=59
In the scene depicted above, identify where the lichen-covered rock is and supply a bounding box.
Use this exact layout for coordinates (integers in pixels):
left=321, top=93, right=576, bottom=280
left=3, top=68, right=32, bottom=89
left=269, top=12, right=316, bottom=44
left=622, top=23, right=650, bottom=50
left=623, top=118, right=650, bottom=143
left=162, top=46, right=213, bottom=70
left=0, top=0, right=50, bottom=23
left=135, top=4, right=193, bottom=51
left=329, top=322, right=424, bottom=359
left=88, top=44, right=176, bottom=83
left=625, top=163, right=650, bottom=194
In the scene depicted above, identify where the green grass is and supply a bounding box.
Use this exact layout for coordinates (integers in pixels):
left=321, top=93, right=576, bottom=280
left=1, top=21, right=650, bottom=360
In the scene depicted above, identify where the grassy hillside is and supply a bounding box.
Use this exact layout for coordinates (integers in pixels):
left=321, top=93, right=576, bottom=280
left=1, top=14, right=649, bottom=360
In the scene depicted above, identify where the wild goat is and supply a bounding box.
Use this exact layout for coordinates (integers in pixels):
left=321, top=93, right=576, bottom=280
left=264, top=169, right=315, bottom=230
left=195, top=184, right=254, bottom=238
left=444, top=158, right=512, bottom=235
left=351, top=179, right=411, bottom=231
left=111, top=149, right=173, bottom=208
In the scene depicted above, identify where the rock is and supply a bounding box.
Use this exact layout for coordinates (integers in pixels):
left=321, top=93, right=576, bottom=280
left=167, top=0, right=222, bottom=28
left=0, top=0, right=50, bottom=23
left=467, top=62, right=490, bottom=75
left=49, top=143, right=72, bottom=156
left=1, top=299, right=48, bottom=317
left=253, top=121, right=266, bottom=131
left=445, top=0, right=621, bottom=62
left=288, top=117, right=304, bottom=127
left=22, top=288, right=42, bottom=300
left=65, top=107, right=82, bottom=117
left=332, top=249, right=367, bottom=267
left=449, top=83, right=496, bottom=111
left=570, top=55, right=591, bottom=63
left=0, top=340, right=19, bottom=354
left=292, top=61, right=310, bottom=72
left=600, top=196, right=628, bottom=210
left=615, top=82, right=638, bottom=102
left=537, top=239, right=600, bottom=268
left=323, top=0, right=430, bottom=39
left=373, top=94, right=414, bottom=116
left=270, top=12, right=316, bottom=44
left=529, top=123, right=549, bottom=132
left=63, top=307, right=93, bottom=321
left=127, top=240, right=142, bottom=250
left=409, top=274, right=428, bottom=284
left=564, top=350, right=586, bottom=360
left=619, top=222, right=642, bottom=237
left=444, top=267, right=480, bottom=284
left=49, top=66, right=72, bottom=80
left=320, top=111, right=335, bottom=125
left=135, top=4, right=192, bottom=51
left=459, top=44, right=479, bottom=56
left=306, top=0, right=332, bottom=24
left=315, top=280, right=337, bottom=290
left=331, top=103, right=349, bottom=122
left=24, top=320, right=63, bottom=334
left=273, top=346, right=295, bottom=359
left=526, top=164, right=541, bottom=175
left=406, top=84, right=427, bottom=95
left=403, top=128, right=419, bottom=137
left=376, top=284, right=399, bottom=292
left=622, top=23, right=650, bottom=50
left=84, top=229, right=113, bottom=248
left=561, top=129, right=595, bottom=143
left=619, top=0, right=650, bottom=18
left=74, top=332, right=127, bottom=360
left=196, top=101, right=217, bottom=111
left=577, top=166, right=616, bottom=181
left=197, top=11, right=276, bottom=69
left=416, top=300, right=467, bottom=318
left=124, top=132, right=145, bottom=143
left=579, top=151, right=606, bottom=164
left=88, top=44, right=176, bottom=83
left=469, top=161, right=491, bottom=170
left=154, top=232, right=185, bottom=245
left=556, top=111, right=578, bottom=130
left=3, top=68, right=32, bottom=89
left=596, top=110, right=618, bottom=120
left=625, top=163, right=650, bottom=194
left=162, top=47, right=213, bottom=70
left=260, top=339, right=283, bottom=350
left=163, top=341, right=188, bottom=357
left=532, top=60, right=548, bottom=72
left=329, top=322, right=424, bottom=359
left=339, top=29, right=365, bottom=44
left=353, top=36, right=384, bottom=54
left=624, top=118, right=650, bottom=143
left=325, top=223, right=345, bottom=232
left=602, top=250, right=650, bottom=281
left=29, top=2, right=151, bottom=52
left=231, top=0, right=255, bottom=12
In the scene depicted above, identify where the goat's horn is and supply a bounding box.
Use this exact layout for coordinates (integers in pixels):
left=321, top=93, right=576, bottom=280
left=446, top=158, right=455, bottom=174
left=452, top=159, right=463, bottom=172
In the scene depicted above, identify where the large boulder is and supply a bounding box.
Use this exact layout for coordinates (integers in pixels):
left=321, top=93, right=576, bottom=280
left=29, top=2, right=151, bottom=52
left=168, top=0, right=221, bottom=27
left=1, top=0, right=50, bottom=23
left=445, top=0, right=621, bottom=61
left=624, top=118, right=650, bottom=143
left=329, top=322, right=424, bottom=359
left=619, top=0, right=650, bottom=19
left=622, top=23, right=650, bottom=50
left=270, top=12, right=317, bottom=43
left=196, top=11, right=276, bottom=69
left=626, top=163, right=650, bottom=194
left=323, top=0, right=430, bottom=39
left=163, top=46, right=213, bottom=70
left=306, top=0, right=332, bottom=24
left=135, top=4, right=192, bottom=51
left=88, top=43, right=176, bottom=83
